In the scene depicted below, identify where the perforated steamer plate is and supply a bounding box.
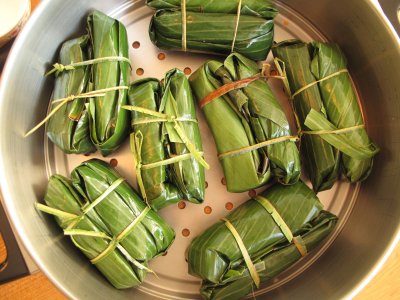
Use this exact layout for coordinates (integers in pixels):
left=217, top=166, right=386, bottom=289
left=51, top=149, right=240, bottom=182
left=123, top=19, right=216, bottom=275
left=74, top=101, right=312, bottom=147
left=44, top=1, right=359, bottom=299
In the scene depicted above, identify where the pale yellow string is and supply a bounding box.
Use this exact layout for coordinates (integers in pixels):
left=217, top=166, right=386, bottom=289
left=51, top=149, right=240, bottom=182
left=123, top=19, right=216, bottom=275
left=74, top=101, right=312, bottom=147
left=222, top=218, right=260, bottom=288
left=218, top=135, right=299, bottom=160
left=123, top=105, right=209, bottom=169
left=181, top=0, right=187, bottom=51
left=290, top=69, right=349, bottom=100
left=66, top=178, right=125, bottom=230
left=24, top=86, right=129, bottom=137
left=45, top=56, right=131, bottom=77
left=255, top=196, right=307, bottom=256
left=90, top=206, right=151, bottom=264
left=231, top=0, right=242, bottom=52
left=300, top=124, right=365, bottom=136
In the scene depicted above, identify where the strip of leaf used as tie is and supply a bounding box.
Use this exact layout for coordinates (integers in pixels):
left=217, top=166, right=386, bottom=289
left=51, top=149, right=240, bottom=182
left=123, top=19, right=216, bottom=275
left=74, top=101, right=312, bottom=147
left=45, top=56, right=132, bottom=77
left=24, top=86, right=129, bottom=137
left=35, top=181, right=155, bottom=274
left=303, top=109, right=379, bottom=159
left=122, top=105, right=209, bottom=170
left=255, top=195, right=307, bottom=257
left=222, top=218, right=260, bottom=289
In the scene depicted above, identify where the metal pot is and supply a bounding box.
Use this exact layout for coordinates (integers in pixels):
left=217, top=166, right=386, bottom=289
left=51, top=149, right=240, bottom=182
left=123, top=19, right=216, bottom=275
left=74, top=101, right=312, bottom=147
left=0, top=0, right=399, bottom=299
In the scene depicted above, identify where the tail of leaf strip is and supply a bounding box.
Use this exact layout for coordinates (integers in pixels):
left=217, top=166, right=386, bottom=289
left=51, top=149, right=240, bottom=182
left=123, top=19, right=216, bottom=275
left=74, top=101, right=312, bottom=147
left=24, top=86, right=129, bottom=137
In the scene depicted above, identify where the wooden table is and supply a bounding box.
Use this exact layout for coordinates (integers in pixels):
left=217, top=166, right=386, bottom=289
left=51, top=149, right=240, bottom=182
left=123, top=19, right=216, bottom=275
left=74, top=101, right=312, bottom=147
left=0, top=0, right=399, bottom=299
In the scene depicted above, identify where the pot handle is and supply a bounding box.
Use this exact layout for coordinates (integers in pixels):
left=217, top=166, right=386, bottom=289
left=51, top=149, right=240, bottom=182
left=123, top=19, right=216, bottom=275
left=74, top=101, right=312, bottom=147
left=0, top=202, right=29, bottom=283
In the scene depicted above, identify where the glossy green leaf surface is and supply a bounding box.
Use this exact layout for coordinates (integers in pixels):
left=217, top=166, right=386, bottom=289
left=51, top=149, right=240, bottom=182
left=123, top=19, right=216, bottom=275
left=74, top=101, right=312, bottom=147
left=146, top=0, right=277, bottom=18
left=43, top=175, right=144, bottom=289
left=187, top=181, right=338, bottom=300
left=87, top=11, right=130, bottom=156
left=148, top=1, right=277, bottom=61
left=46, top=35, right=96, bottom=154
left=128, top=69, right=205, bottom=210
left=189, top=53, right=300, bottom=192
left=273, top=40, right=378, bottom=187
left=309, top=41, right=379, bottom=182
left=272, top=40, right=340, bottom=192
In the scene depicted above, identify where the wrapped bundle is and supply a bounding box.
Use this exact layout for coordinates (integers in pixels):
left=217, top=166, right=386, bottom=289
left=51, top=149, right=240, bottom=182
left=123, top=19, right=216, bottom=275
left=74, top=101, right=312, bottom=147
left=148, top=0, right=277, bottom=61
left=46, top=35, right=96, bottom=154
left=87, top=11, right=131, bottom=156
left=37, top=159, right=175, bottom=288
left=125, top=69, right=207, bottom=211
left=187, top=181, right=338, bottom=300
left=26, top=11, right=131, bottom=156
left=40, top=175, right=144, bottom=288
left=272, top=40, right=379, bottom=189
left=189, top=53, right=301, bottom=192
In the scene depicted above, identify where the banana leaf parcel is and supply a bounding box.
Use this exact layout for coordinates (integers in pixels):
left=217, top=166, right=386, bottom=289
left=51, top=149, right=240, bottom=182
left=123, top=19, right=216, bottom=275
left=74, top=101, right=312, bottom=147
left=125, top=69, right=207, bottom=211
left=189, top=53, right=301, bottom=192
left=38, top=159, right=175, bottom=288
left=87, top=11, right=131, bottom=156
left=148, top=0, right=277, bottom=61
left=46, top=35, right=96, bottom=154
left=187, top=181, right=338, bottom=300
left=41, top=175, right=144, bottom=288
left=272, top=40, right=379, bottom=188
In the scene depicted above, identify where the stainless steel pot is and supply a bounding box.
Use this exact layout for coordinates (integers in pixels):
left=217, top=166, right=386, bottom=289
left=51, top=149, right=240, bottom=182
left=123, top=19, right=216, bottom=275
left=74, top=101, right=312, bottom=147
left=0, top=0, right=399, bottom=299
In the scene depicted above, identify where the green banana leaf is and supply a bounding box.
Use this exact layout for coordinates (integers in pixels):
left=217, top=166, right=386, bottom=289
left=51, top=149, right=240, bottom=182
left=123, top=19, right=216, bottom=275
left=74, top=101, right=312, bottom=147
left=148, top=2, right=277, bottom=61
left=187, top=181, right=338, bottom=300
left=146, top=0, right=277, bottom=18
left=127, top=69, right=205, bottom=211
left=46, top=35, right=96, bottom=154
left=308, top=41, right=379, bottom=182
left=42, top=175, right=144, bottom=289
left=70, top=159, right=175, bottom=264
left=189, top=53, right=300, bottom=192
left=272, top=41, right=340, bottom=192
left=87, top=11, right=130, bottom=156
left=305, top=109, right=379, bottom=160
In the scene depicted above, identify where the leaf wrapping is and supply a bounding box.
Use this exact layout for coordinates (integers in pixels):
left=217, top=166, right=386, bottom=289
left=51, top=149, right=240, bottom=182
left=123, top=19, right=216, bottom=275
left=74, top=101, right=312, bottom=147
left=46, top=35, right=96, bottom=154
left=187, top=181, right=338, bottom=300
left=128, top=69, right=205, bottom=211
left=147, top=0, right=277, bottom=61
left=43, top=174, right=144, bottom=289
left=189, top=53, right=300, bottom=192
left=272, top=40, right=379, bottom=188
left=87, top=11, right=131, bottom=156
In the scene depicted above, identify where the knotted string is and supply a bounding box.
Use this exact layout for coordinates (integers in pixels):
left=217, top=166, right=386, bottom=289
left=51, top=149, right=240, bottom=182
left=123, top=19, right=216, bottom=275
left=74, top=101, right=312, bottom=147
left=24, top=86, right=129, bottom=137
left=130, top=131, right=205, bottom=204
left=123, top=105, right=209, bottom=170
left=45, top=56, right=131, bottom=77
left=35, top=184, right=154, bottom=272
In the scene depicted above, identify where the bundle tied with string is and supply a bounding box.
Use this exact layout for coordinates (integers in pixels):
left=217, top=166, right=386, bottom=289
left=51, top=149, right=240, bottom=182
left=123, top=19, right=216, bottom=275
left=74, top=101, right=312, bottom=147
left=187, top=180, right=338, bottom=300
left=125, top=69, right=208, bottom=211
left=37, top=159, right=175, bottom=289
left=26, top=10, right=132, bottom=157
left=272, top=40, right=379, bottom=191
left=148, top=0, right=277, bottom=61
left=189, top=52, right=301, bottom=193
